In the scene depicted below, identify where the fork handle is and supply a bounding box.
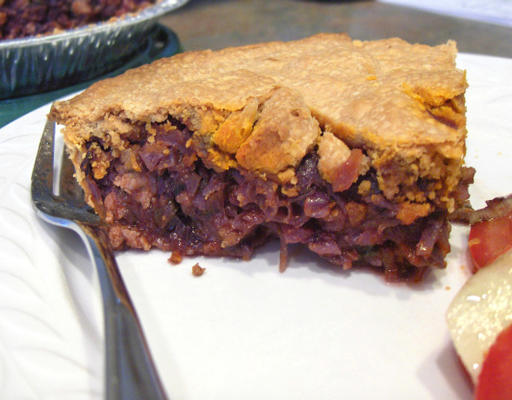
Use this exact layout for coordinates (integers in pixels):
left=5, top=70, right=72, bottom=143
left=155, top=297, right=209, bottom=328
left=77, top=222, right=168, bottom=400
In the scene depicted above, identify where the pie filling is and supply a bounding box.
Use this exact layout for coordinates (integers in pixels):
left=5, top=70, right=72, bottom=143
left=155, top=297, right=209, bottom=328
left=81, top=118, right=474, bottom=281
left=0, top=0, right=158, bottom=40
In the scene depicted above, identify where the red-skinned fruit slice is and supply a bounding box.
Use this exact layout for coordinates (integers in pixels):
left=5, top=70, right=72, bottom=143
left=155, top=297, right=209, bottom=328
left=468, top=213, right=512, bottom=269
left=475, top=322, right=512, bottom=400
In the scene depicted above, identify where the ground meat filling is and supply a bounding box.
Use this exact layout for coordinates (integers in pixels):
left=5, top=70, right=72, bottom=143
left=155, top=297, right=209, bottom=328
left=83, top=118, right=474, bottom=281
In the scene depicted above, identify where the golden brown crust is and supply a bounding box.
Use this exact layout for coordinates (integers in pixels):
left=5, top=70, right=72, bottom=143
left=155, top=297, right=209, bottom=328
left=235, top=87, right=320, bottom=176
left=212, top=97, right=259, bottom=154
left=317, top=131, right=352, bottom=185
left=51, top=33, right=468, bottom=211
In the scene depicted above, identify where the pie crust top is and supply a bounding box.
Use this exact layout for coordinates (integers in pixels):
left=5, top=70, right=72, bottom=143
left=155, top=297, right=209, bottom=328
left=51, top=33, right=468, bottom=208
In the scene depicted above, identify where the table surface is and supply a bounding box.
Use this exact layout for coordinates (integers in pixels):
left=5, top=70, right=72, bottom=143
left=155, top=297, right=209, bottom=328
left=161, top=0, right=512, bottom=58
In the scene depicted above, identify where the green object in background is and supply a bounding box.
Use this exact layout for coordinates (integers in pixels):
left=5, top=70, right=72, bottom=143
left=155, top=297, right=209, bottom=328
left=0, top=25, right=181, bottom=129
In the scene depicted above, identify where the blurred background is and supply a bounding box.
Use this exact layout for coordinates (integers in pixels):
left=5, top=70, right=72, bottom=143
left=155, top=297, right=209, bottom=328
left=161, top=0, right=512, bottom=56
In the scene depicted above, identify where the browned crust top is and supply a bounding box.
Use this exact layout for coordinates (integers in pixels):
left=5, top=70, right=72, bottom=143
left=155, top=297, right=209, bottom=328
left=51, top=33, right=468, bottom=209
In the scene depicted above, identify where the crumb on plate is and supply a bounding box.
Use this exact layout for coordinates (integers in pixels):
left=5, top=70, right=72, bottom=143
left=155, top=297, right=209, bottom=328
left=192, top=263, right=205, bottom=277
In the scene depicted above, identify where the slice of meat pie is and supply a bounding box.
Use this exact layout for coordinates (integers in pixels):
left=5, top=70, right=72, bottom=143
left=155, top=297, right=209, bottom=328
left=50, top=33, right=474, bottom=281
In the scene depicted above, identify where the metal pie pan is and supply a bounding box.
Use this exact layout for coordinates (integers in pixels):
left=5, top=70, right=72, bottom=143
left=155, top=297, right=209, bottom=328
left=0, top=0, right=189, bottom=99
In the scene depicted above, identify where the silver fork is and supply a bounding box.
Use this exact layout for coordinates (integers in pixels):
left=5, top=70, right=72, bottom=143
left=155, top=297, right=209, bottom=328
left=31, top=119, right=168, bottom=400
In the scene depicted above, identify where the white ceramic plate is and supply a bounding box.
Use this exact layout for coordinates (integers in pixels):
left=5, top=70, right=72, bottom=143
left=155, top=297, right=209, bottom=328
left=1, top=53, right=511, bottom=400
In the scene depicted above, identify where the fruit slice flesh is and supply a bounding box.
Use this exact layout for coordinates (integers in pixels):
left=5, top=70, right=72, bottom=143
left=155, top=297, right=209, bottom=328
left=446, top=250, right=512, bottom=382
